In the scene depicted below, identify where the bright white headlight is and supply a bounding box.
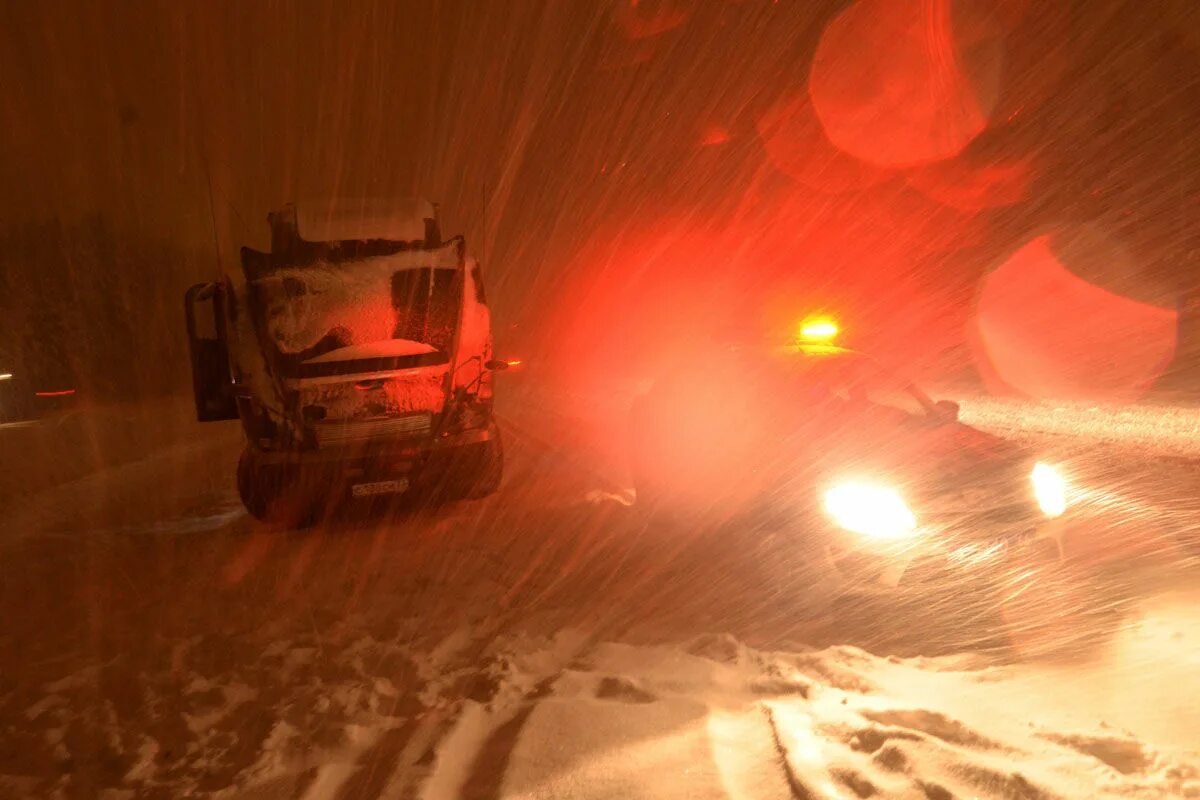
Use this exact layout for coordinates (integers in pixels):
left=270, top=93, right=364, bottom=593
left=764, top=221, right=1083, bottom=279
left=1031, top=462, right=1067, bottom=518
left=823, top=482, right=918, bottom=540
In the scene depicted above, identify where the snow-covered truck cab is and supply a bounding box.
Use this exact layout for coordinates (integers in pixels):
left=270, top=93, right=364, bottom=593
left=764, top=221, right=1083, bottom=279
left=185, top=200, right=505, bottom=524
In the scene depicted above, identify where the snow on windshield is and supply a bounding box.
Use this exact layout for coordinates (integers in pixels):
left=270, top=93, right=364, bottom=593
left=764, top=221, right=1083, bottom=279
left=249, top=243, right=462, bottom=362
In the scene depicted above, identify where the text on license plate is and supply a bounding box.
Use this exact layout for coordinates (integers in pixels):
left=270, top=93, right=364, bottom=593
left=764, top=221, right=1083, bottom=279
left=351, top=479, right=409, bottom=498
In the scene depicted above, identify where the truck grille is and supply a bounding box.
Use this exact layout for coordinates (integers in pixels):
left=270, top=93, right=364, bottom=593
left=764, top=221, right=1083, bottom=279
left=315, top=413, right=433, bottom=447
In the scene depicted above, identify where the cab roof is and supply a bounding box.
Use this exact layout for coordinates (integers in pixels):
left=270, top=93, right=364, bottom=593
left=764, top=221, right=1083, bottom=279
left=293, top=197, right=438, bottom=244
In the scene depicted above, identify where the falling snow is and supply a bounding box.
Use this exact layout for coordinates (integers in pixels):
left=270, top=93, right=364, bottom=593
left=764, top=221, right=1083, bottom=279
left=2, top=0, right=1199, bottom=797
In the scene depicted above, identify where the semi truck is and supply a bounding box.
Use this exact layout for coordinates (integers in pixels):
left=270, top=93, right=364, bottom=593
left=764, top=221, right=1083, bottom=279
left=185, top=200, right=507, bottom=525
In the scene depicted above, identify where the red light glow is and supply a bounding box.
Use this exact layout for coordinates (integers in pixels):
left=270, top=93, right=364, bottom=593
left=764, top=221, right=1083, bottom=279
left=699, top=125, right=731, bottom=147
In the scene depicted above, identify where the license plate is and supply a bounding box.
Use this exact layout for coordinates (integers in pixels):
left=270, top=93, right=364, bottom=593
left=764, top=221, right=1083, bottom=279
left=351, top=479, right=409, bottom=498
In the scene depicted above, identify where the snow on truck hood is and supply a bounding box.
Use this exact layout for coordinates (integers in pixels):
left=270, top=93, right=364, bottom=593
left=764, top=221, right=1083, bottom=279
left=301, top=338, right=438, bottom=364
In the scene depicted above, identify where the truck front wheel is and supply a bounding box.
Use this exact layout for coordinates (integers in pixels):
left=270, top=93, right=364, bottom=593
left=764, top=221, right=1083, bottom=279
left=237, top=448, right=320, bottom=527
left=416, top=424, right=504, bottom=502
left=461, top=424, right=504, bottom=499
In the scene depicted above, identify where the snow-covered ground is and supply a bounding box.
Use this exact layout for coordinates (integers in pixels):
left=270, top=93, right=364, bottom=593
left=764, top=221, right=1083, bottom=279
left=1, top=390, right=1198, bottom=798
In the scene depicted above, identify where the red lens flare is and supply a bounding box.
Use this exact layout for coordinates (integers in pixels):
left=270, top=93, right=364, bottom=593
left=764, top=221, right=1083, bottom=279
left=612, top=0, right=689, bottom=40
left=809, top=0, right=1005, bottom=167
left=974, top=233, right=1178, bottom=402
left=905, top=155, right=1032, bottom=211
left=756, top=92, right=893, bottom=193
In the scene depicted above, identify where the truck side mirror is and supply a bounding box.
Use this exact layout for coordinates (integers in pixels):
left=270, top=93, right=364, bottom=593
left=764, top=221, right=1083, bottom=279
left=934, top=399, right=960, bottom=423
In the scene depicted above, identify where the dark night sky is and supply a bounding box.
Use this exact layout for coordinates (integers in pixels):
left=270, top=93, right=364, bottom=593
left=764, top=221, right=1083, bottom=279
left=1, top=0, right=1198, bottom=396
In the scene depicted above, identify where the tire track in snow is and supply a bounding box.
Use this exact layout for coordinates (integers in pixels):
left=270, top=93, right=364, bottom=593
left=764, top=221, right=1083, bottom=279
left=763, top=704, right=817, bottom=800
left=414, top=633, right=592, bottom=800
left=456, top=674, right=559, bottom=800
left=309, top=628, right=594, bottom=800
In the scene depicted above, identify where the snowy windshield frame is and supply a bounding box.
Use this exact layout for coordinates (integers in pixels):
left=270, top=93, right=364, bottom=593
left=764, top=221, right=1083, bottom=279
left=242, top=244, right=466, bottom=379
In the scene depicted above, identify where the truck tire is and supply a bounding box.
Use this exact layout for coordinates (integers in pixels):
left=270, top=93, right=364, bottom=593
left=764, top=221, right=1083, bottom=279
left=415, top=425, right=505, bottom=503
left=462, top=424, right=504, bottom=499
left=236, top=448, right=319, bottom=528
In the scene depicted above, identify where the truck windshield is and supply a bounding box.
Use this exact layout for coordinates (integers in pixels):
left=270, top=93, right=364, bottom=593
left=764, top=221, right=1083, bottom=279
left=251, top=265, right=462, bottom=376
left=390, top=267, right=459, bottom=353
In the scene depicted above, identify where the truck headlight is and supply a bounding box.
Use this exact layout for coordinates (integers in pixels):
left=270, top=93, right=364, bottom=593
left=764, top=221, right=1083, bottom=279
left=1031, top=462, right=1067, bottom=518
left=823, top=482, right=918, bottom=540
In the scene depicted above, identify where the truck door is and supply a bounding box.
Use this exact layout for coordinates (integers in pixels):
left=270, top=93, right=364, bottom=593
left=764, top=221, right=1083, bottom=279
left=184, top=282, right=238, bottom=421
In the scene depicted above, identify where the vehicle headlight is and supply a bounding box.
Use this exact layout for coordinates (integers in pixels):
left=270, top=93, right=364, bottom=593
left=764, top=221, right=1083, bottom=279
left=823, top=482, right=918, bottom=540
left=1031, top=462, right=1067, bottom=518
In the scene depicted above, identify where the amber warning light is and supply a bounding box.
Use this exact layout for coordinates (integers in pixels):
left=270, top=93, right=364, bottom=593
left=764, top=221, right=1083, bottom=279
left=484, top=358, right=523, bottom=371
left=798, top=318, right=839, bottom=343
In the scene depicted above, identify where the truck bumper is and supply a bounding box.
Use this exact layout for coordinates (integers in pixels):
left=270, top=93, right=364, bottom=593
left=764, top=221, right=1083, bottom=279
left=249, top=425, right=494, bottom=467
left=239, top=423, right=500, bottom=510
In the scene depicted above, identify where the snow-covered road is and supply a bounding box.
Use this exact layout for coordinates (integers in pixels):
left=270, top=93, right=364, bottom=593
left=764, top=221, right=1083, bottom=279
left=1, top=393, right=1198, bottom=798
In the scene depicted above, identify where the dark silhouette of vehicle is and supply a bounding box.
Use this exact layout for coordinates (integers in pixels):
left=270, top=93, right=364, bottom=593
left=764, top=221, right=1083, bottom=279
left=629, top=336, right=1068, bottom=588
